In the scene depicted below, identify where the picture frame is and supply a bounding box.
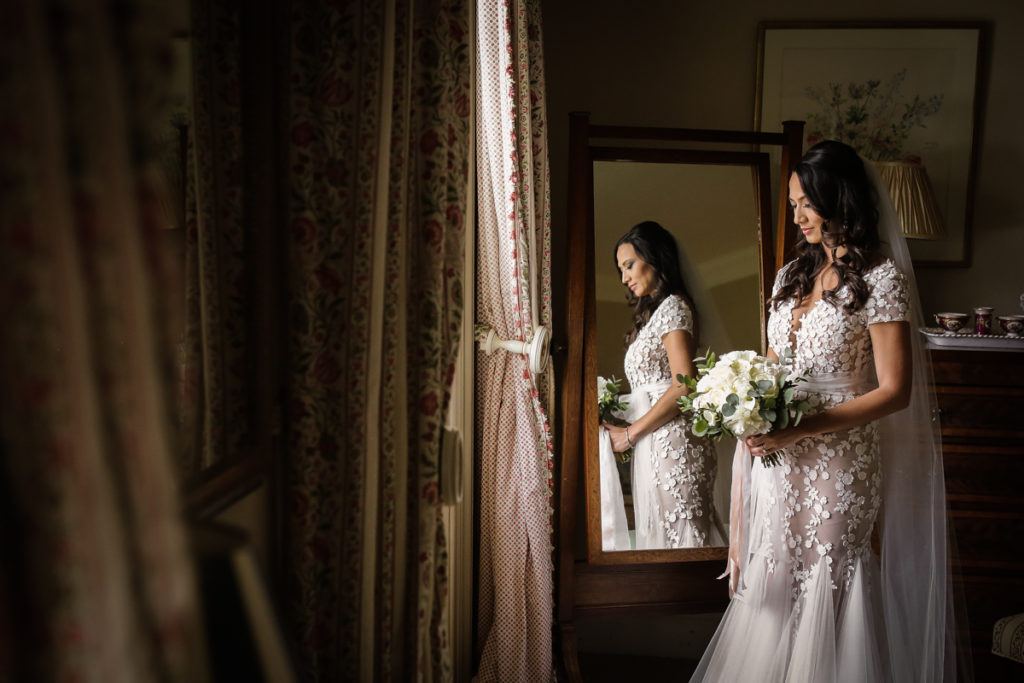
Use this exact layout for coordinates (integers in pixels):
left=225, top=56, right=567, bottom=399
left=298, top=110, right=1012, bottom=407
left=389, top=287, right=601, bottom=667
left=755, top=21, right=988, bottom=267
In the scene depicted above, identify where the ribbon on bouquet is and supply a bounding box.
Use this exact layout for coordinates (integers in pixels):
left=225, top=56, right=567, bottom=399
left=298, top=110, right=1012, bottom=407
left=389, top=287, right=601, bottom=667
left=598, top=426, right=631, bottom=551
left=720, top=439, right=753, bottom=597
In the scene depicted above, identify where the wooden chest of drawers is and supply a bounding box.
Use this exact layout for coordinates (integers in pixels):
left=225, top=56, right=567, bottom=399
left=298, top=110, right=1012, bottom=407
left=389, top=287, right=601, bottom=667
left=931, top=348, right=1024, bottom=681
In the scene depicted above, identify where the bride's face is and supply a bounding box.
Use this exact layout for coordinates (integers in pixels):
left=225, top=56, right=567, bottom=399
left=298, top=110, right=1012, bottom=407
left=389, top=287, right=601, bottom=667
left=788, top=173, right=826, bottom=245
left=616, top=242, right=656, bottom=297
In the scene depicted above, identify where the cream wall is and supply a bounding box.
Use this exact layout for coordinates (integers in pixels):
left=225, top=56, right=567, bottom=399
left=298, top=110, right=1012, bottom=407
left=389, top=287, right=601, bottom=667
left=544, top=0, right=1024, bottom=334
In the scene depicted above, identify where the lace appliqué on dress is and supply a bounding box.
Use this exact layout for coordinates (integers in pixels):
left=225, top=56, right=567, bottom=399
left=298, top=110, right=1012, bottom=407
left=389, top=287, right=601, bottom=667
left=623, top=295, right=721, bottom=548
left=763, top=260, right=909, bottom=602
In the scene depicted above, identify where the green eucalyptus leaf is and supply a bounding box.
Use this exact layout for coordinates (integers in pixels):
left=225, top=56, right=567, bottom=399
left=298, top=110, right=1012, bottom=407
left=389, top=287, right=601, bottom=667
left=722, top=403, right=736, bottom=417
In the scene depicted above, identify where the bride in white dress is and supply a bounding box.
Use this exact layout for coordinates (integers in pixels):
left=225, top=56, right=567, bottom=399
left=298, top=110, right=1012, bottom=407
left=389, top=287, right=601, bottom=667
left=691, top=141, right=961, bottom=682
left=602, top=221, right=725, bottom=550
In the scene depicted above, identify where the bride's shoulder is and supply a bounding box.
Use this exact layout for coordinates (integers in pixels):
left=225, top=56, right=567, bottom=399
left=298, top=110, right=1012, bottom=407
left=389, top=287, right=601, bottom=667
left=864, top=257, right=904, bottom=282
left=658, top=293, right=691, bottom=315
left=864, top=258, right=909, bottom=301
left=771, top=259, right=798, bottom=292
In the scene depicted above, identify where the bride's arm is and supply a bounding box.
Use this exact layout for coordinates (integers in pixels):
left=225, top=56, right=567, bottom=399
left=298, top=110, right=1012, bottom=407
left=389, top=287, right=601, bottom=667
left=604, top=329, right=696, bottom=452
left=747, top=320, right=912, bottom=457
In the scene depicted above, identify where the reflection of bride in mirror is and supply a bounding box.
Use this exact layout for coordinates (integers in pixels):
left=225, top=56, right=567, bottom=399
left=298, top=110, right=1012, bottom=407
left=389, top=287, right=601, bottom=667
left=601, top=221, right=727, bottom=550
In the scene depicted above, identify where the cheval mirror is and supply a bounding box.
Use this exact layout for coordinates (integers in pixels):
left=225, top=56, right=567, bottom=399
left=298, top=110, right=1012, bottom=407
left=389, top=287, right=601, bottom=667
left=557, top=114, right=804, bottom=678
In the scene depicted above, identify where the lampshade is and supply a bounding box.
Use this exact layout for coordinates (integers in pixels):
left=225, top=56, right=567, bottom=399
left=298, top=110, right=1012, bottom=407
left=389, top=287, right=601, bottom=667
left=872, top=160, right=946, bottom=240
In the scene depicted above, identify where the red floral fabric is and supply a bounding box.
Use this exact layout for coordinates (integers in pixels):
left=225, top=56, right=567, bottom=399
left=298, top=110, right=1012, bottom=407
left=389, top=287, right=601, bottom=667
left=281, top=1, right=470, bottom=681
left=0, top=1, right=206, bottom=680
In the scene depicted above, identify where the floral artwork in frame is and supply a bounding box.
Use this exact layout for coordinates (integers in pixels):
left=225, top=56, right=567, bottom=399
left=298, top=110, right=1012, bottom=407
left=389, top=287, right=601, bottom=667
left=755, top=22, right=988, bottom=266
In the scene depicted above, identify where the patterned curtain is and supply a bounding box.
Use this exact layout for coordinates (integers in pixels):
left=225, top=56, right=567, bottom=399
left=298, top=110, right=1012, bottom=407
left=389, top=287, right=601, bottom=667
left=280, top=1, right=470, bottom=681
left=474, top=0, right=554, bottom=680
left=180, top=0, right=248, bottom=478
left=0, top=1, right=207, bottom=681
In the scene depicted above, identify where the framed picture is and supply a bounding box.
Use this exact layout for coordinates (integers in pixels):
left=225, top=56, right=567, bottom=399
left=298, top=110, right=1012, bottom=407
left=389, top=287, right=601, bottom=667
left=755, top=21, right=988, bottom=266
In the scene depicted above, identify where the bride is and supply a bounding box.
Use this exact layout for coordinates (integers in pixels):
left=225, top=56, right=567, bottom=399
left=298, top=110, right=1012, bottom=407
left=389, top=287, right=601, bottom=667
left=691, top=141, right=960, bottom=681
left=602, top=221, right=725, bottom=550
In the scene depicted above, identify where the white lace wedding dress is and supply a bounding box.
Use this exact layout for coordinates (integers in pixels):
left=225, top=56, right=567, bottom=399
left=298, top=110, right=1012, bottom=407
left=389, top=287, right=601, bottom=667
left=691, top=259, right=913, bottom=682
left=621, top=294, right=725, bottom=550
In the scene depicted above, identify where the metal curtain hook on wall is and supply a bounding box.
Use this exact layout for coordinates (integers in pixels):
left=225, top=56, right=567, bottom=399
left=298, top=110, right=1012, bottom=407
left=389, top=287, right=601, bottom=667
left=476, top=324, right=551, bottom=376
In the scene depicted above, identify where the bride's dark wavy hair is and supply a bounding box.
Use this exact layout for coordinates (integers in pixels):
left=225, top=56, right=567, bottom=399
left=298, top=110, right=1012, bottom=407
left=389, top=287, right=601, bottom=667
left=614, top=221, right=696, bottom=346
left=771, top=140, right=882, bottom=313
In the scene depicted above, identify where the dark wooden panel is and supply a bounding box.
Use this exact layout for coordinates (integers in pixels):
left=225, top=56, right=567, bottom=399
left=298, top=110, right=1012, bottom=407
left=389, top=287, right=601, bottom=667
left=932, top=349, right=1024, bottom=683
left=944, top=444, right=1024, bottom=502
left=929, top=348, right=1024, bottom=386
left=572, top=560, right=729, bottom=617
left=935, top=385, right=1024, bottom=442
left=955, top=575, right=1024, bottom=630
left=949, top=514, right=1024, bottom=569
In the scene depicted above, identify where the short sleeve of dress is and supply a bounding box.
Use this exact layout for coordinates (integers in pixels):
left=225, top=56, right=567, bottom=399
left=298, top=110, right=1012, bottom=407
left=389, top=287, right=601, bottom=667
left=772, top=261, right=795, bottom=297
left=648, top=295, right=693, bottom=338
left=865, top=261, right=910, bottom=325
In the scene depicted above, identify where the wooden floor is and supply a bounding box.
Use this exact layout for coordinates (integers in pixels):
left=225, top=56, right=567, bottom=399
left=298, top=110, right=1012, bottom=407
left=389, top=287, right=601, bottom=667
left=578, top=653, right=699, bottom=681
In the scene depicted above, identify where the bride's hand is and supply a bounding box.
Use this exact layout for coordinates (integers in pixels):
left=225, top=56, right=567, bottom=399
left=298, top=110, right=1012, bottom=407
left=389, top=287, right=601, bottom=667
left=745, top=427, right=805, bottom=459
left=602, top=423, right=632, bottom=452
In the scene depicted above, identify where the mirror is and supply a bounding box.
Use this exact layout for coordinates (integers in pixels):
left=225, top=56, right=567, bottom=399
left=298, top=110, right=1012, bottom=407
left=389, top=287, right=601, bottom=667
left=556, top=116, right=804, bottom=677
left=593, top=159, right=766, bottom=553
left=583, top=144, right=775, bottom=563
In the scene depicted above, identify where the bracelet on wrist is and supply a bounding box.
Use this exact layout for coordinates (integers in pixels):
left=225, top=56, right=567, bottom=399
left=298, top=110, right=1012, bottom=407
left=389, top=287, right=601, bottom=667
left=625, top=425, right=634, bottom=447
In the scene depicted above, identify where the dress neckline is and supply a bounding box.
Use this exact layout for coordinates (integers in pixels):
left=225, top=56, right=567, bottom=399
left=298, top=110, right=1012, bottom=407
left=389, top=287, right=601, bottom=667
left=787, top=296, right=823, bottom=350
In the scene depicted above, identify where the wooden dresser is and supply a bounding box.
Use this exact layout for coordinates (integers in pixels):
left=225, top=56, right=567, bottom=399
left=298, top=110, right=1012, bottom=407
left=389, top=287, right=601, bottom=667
left=931, top=347, right=1024, bottom=681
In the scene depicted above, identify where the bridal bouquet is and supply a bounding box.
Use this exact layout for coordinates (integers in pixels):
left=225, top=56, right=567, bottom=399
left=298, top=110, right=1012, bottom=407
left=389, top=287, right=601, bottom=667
left=676, top=349, right=810, bottom=467
left=598, top=375, right=632, bottom=463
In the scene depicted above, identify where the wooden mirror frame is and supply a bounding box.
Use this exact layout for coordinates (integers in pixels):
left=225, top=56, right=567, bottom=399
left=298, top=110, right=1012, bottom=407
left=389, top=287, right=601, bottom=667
left=556, top=113, right=804, bottom=679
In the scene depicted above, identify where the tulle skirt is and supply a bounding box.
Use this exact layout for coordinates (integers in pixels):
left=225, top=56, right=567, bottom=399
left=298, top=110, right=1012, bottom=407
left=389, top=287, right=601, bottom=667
left=690, top=452, right=892, bottom=683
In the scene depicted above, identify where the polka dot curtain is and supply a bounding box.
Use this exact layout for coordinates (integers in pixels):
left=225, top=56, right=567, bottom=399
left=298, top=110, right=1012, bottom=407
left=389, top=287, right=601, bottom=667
left=474, top=0, right=554, bottom=680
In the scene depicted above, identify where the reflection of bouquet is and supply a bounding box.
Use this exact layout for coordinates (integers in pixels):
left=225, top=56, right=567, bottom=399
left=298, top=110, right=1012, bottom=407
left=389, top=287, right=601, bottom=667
left=598, top=375, right=632, bottom=463
left=676, top=349, right=810, bottom=467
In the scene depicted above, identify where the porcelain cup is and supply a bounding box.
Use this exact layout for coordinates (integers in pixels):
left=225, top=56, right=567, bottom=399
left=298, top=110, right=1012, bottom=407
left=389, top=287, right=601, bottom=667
left=934, top=312, right=969, bottom=334
left=998, top=315, right=1024, bottom=338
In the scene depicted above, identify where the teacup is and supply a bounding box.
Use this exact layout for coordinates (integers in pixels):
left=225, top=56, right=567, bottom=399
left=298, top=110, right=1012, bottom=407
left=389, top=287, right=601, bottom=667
left=934, top=312, right=969, bottom=334
left=998, top=315, right=1024, bottom=337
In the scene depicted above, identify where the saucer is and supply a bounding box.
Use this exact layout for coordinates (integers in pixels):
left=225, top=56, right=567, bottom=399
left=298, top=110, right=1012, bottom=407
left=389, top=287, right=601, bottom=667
left=920, top=327, right=1024, bottom=351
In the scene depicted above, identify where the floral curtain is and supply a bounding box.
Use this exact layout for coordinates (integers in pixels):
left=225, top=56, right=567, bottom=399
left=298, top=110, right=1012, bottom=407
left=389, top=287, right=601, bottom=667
left=0, top=1, right=207, bottom=681
left=474, top=0, right=554, bottom=680
left=280, top=1, right=470, bottom=680
left=180, top=0, right=248, bottom=479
